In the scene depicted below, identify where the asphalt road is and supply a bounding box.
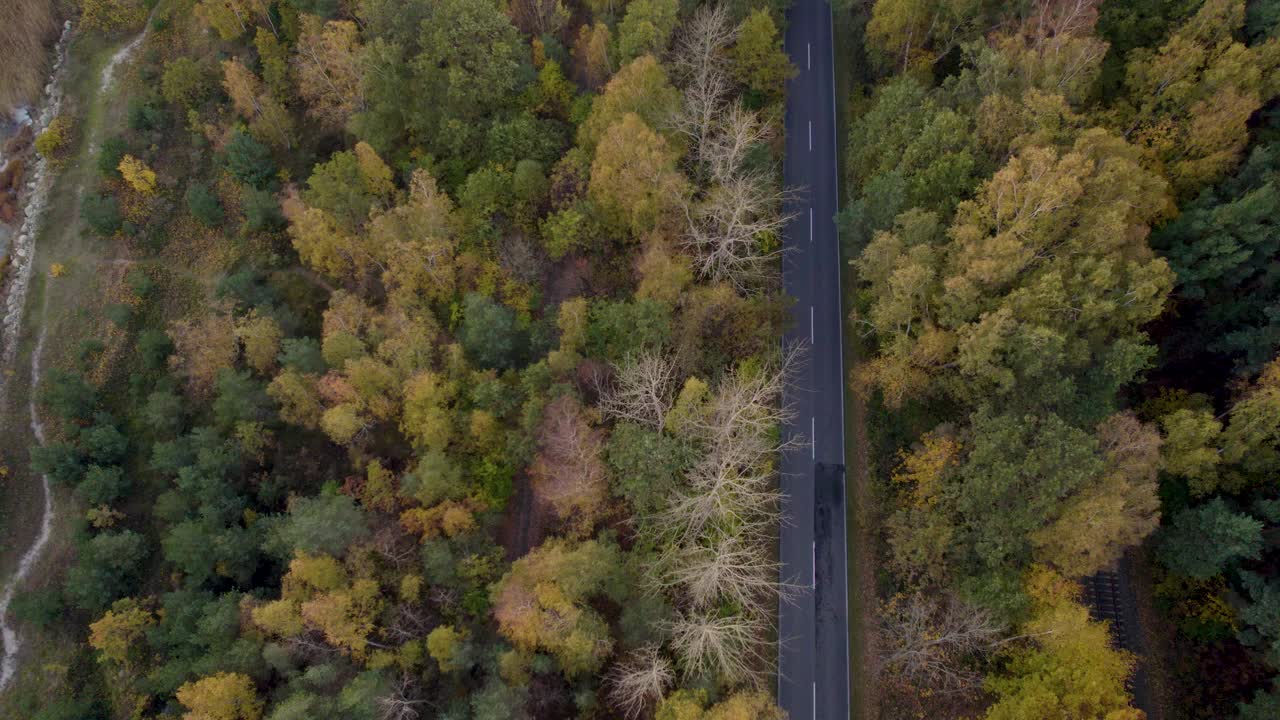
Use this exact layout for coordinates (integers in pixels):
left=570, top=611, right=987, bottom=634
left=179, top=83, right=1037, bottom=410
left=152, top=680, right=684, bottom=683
left=778, top=0, right=850, bottom=719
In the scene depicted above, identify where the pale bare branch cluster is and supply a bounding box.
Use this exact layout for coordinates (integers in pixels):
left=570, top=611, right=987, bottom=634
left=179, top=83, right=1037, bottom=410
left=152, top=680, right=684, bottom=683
left=529, top=395, right=608, bottom=532
left=879, top=593, right=1005, bottom=696
left=669, top=4, right=737, bottom=164
left=701, top=105, right=773, bottom=185
left=508, top=0, right=570, bottom=37
left=663, top=609, right=773, bottom=686
left=671, top=7, right=796, bottom=292
left=641, top=348, right=801, bottom=687
left=662, top=533, right=786, bottom=611
left=687, top=344, right=804, bottom=457
left=607, top=645, right=675, bottom=720
left=684, top=167, right=795, bottom=292
left=1027, top=0, right=1100, bottom=42
left=498, top=234, right=545, bottom=285
left=377, top=673, right=427, bottom=720
left=597, top=350, right=679, bottom=430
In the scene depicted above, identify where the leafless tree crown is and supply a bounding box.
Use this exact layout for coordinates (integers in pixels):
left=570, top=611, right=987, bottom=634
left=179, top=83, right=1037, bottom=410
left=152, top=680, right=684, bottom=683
left=607, top=645, right=676, bottom=720
left=879, top=593, right=1006, bottom=696
left=638, top=348, right=803, bottom=687
left=671, top=6, right=797, bottom=292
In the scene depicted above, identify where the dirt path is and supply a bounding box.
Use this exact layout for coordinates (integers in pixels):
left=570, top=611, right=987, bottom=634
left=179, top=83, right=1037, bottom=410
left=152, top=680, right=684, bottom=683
left=0, top=294, right=52, bottom=692
left=0, top=18, right=151, bottom=694
left=499, top=472, right=550, bottom=560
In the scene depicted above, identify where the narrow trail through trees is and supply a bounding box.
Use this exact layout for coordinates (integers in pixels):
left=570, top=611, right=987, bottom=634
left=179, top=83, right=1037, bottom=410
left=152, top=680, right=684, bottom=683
left=0, top=19, right=150, bottom=694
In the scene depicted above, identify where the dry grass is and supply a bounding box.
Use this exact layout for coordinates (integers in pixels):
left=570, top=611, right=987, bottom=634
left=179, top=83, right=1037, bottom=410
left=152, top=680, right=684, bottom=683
left=0, top=0, right=59, bottom=114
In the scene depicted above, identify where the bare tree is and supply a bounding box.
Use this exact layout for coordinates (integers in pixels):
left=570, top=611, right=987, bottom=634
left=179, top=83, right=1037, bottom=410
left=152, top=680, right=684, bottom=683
left=701, top=105, right=774, bottom=185
left=688, top=344, right=803, bottom=452
left=499, top=233, right=546, bottom=286
left=642, top=348, right=805, bottom=685
left=669, top=4, right=737, bottom=167
left=665, top=609, right=773, bottom=687
left=655, top=451, right=781, bottom=549
left=370, top=525, right=419, bottom=569
left=529, top=395, right=608, bottom=533
left=669, top=5, right=796, bottom=293
left=650, top=347, right=802, bottom=548
left=671, top=3, right=736, bottom=80
left=508, top=0, right=570, bottom=37
left=659, top=532, right=800, bottom=615
left=684, top=174, right=794, bottom=291
left=878, top=593, right=1006, bottom=696
left=607, top=645, right=675, bottom=720
left=680, top=107, right=796, bottom=291
left=597, top=350, right=679, bottom=430
left=377, top=673, right=428, bottom=720
left=384, top=602, right=433, bottom=643
left=1027, top=0, right=1100, bottom=41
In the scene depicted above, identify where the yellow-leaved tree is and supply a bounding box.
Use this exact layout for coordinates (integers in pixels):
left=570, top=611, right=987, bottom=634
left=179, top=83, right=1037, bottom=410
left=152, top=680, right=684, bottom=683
left=175, top=672, right=263, bottom=720
left=291, top=15, right=365, bottom=129
left=88, top=598, right=154, bottom=666
left=983, top=566, right=1143, bottom=720
left=654, top=689, right=787, bottom=720
left=589, top=113, right=688, bottom=238
left=491, top=538, right=623, bottom=675
left=251, top=552, right=384, bottom=661
left=118, top=154, right=157, bottom=195
left=1123, top=0, right=1280, bottom=196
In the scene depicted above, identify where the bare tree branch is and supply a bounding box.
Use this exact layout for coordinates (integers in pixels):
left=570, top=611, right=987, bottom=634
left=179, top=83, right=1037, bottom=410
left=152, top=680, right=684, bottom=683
left=377, top=673, right=428, bottom=720
left=665, top=609, right=773, bottom=687
left=607, top=645, right=675, bottom=720
left=639, top=348, right=806, bottom=685
left=679, top=105, right=797, bottom=292
left=878, top=593, right=1006, bottom=696
left=597, top=350, right=679, bottom=430
left=669, top=3, right=737, bottom=165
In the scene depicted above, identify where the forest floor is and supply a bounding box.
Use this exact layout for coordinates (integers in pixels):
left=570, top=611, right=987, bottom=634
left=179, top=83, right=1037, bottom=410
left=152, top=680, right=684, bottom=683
left=0, top=26, right=141, bottom=711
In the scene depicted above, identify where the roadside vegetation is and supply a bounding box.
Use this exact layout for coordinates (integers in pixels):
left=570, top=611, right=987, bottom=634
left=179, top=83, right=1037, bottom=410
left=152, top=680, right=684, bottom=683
left=2, top=0, right=805, bottom=717
left=844, top=1, right=1280, bottom=718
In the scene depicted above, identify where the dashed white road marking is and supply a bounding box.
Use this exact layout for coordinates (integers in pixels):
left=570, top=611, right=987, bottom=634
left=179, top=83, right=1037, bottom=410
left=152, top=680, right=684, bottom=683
left=808, top=120, right=812, bottom=151
left=809, top=207, right=813, bottom=243
left=811, top=417, right=816, bottom=458
left=810, top=305, right=814, bottom=343
left=807, top=42, right=811, bottom=69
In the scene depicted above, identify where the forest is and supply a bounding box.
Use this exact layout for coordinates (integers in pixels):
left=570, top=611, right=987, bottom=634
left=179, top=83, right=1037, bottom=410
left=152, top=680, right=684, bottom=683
left=0, top=0, right=1278, bottom=719
left=2, top=0, right=798, bottom=717
left=847, top=0, right=1280, bottom=719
